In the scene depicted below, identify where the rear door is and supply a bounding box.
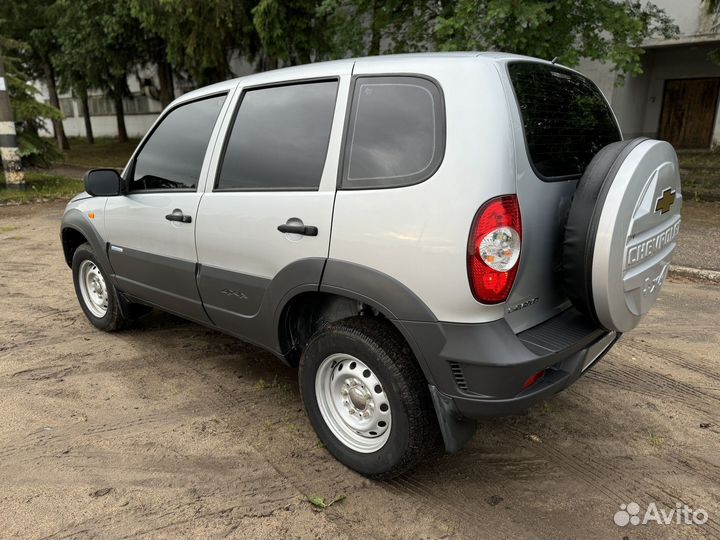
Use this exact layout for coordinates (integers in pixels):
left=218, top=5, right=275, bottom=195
left=104, top=92, right=231, bottom=323
left=502, top=61, right=622, bottom=332
left=195, top=69, right=350, bottom=342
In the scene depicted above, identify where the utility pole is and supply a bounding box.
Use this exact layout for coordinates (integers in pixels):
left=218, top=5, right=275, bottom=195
left=0, top=50, right=25, bottom=190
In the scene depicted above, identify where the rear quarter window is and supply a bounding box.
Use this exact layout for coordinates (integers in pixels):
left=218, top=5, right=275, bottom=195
left=508, top=62, right=621, bottom=180
left=341, top=76, right=445, bottom=189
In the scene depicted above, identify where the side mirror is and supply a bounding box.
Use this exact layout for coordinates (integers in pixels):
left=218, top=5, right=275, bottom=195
left=84, top=168, right=124, bottom=197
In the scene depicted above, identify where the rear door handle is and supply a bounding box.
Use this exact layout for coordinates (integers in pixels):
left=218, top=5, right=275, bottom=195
left=277, top=224, right=318, bottom=236
left=165, top=209, right=192, bottom=223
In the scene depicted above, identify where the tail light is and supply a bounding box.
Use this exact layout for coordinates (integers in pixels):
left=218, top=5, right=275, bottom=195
left=467, top=195, right=522, bottom=304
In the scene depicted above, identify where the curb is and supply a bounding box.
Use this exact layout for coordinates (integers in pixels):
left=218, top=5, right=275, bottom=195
left=669, top=265, right=720, bottom=283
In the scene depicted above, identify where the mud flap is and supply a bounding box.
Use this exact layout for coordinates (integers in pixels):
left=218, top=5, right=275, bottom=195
left=429, top=385, right=476, bottom=454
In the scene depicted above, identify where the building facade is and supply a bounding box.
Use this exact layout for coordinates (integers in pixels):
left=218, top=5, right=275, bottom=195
left=580, top=0, right=720, bottom=148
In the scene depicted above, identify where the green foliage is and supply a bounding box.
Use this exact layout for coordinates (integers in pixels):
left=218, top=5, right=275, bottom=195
left=252, top=0, right=328, bottom=65
left=318, top=0, right=425, bottom=57
left=435, top=0, right=678, bottom=76
left=1, top=51, right=61, bottom=166
left=319, top=0, right=677, bottom=77
left=53, top=0, right=145, bottom=100
left=130, top=0, right=257, bottom=86
left=0, top=0, right=57, bottom=80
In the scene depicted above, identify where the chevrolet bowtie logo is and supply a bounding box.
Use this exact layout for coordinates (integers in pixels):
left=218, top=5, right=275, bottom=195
left=655, top=188, right=676, bottom=215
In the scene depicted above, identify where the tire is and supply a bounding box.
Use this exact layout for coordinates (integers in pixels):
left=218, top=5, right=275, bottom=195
left=72, top=243, right=127, bottom=331
left=299, top=317, right=439, bottom=479
left=562, top=138, right=682, bottom=332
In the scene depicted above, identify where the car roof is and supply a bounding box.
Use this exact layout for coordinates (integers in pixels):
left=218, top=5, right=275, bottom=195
left=175, top=51, right=556, bottom=104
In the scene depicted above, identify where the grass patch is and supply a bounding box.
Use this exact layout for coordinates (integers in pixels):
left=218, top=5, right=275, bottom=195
left=677, top=150, right=720, bottom=202
left=647, top=435, right=665, bottom=448
left=61, top=137, right=139, bottom=169
left=0, top=172, right=82, bottom=204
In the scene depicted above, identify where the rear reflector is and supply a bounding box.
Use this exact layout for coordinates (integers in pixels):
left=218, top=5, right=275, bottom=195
left=522, top=369, right=545, bottom=390
left=467, top=195, right=522, bottom=304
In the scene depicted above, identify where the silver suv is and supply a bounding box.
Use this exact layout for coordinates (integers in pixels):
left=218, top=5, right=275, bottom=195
left=61, top=53, right=682, bottom=478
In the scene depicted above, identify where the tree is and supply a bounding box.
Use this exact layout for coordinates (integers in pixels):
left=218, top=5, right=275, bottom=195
left=54, top=0, right=147, bottom=143
left=1, top=0, right=70, bottom=150
left=252, top=0, right=329, bottom=68
left=319, top=0, right=424, bottom=57
left=0, top=41, right=62, bottom=166
left=130, top=0, right=257, bottom=87
left=433, top=0, right=678, bottom=77
left=320, top=0, right=677, bottom=77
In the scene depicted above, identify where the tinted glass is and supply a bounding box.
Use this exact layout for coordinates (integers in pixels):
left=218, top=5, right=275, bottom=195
left=130, top=94, right=226, bottom=191
left=343, top=76, right=444, bottom=188
left=217, top=80, right=338, bottom=190
left=508, top=62, right=621, bottom=179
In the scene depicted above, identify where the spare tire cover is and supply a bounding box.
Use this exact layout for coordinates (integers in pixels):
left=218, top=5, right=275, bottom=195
left=563, top=138, right=682, bottom=333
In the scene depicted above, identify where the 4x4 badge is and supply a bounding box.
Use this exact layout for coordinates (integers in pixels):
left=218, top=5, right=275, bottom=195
left=655, top=188, right=676, bottom=214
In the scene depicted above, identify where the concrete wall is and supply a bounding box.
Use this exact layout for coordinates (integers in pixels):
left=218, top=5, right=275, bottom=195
left=650, top=0, right=710, bottom=35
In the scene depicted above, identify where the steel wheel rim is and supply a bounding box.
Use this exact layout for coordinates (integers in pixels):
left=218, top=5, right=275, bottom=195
left=315, top=353, right=392, bottom=453
left=78, top=260, right=108, bottom=318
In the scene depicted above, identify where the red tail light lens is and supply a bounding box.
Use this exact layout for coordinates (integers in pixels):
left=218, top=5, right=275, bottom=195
left=467, top=195, right=522, bottom=304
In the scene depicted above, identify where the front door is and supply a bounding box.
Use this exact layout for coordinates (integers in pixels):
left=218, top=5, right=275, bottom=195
left=658, top=78, right=720, bottom=149
left=195, top=73, right=349, bottom=345
left=105, top=93, right=230, bottom=323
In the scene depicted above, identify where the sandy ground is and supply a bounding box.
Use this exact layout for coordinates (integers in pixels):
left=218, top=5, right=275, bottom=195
left=0, top=201, right=719, bottom=539
left=675, top=201, right=720, bottom=272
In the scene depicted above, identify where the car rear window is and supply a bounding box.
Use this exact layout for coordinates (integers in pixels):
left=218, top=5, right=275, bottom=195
left=508, top=62, right=621, bottom=180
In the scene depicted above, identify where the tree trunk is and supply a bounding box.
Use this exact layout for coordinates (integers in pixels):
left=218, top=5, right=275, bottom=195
left=43, top=60, right=70, bottom=150
left=112, top=93, right=128, bottom=143
left=79, top=88, right=94, bottom=144
left=157, top=59, right=175, bottom=108
left=369, top=0, right=382, bottom=56
left=264, top=54, right=279, bottom=71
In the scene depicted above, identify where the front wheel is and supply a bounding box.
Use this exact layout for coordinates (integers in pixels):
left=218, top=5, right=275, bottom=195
left=299, top=317, right=440, bottom=479
left=72, top=243, right=127, bottom=331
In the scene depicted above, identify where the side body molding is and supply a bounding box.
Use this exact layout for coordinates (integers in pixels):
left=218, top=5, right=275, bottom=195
left=199, top=258, right=327, bottom=357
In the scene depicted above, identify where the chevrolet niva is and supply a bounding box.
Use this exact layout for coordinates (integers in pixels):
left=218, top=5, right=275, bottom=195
left=61, top=53, right=682, bottom=478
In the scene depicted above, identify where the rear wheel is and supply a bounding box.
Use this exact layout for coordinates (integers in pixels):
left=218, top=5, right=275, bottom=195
left=299, top=317, right=439, bottom=479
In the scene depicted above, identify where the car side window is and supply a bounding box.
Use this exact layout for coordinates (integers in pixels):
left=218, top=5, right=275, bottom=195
left=129, top=94, right=226, bottom=192
left=341, top=76, right=445, bottom=189
left=216, top=80, right=338, bottom=191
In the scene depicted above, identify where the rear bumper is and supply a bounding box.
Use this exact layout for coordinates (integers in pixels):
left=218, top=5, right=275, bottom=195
left=401, top=307, right=618, bottom=419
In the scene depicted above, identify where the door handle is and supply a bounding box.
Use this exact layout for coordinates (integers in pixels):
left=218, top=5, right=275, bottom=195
left=165, top=210, right=192, bottom=223
left=277, top=223, right=318, bottom=236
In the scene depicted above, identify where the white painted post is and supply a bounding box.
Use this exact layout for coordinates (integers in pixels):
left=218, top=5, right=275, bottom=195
left=0, top=51, right=25, bottom=190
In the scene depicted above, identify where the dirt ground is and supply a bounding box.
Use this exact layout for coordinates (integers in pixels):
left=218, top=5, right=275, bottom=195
left=1, top=201, right=719, bottom=540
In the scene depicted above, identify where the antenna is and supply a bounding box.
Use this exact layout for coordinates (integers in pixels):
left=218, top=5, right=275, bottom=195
left=551, top=56, right=559, bottom=65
